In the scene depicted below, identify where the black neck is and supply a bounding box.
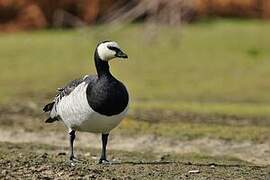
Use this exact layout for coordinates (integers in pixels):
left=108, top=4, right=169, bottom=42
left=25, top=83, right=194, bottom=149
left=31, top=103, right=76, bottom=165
left=94, top=50, right=111, bottom=78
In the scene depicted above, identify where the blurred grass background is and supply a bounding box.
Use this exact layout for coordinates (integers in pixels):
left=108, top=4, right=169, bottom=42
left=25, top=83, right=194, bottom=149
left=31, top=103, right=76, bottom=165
left=0, top=19, right=269, bottom=117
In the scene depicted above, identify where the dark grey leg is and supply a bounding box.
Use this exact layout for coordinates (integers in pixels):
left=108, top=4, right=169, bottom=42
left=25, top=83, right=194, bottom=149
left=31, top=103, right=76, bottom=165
left=69, top=130, right=76, bottom=161
left=99, top=133, right=109, bottom=164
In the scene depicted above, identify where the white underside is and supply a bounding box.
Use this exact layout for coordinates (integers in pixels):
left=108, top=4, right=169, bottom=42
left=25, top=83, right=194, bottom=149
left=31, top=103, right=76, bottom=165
left=55, top=82, right=128, bottom=133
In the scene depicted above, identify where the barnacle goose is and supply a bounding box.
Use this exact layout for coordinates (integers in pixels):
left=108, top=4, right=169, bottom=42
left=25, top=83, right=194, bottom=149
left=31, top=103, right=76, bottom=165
left=43, top=41, right=129, bottom=164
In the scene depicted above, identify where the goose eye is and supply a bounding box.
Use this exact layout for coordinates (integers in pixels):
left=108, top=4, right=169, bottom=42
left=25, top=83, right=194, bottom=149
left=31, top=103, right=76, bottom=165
left=107, top=46, right=120, bottom=52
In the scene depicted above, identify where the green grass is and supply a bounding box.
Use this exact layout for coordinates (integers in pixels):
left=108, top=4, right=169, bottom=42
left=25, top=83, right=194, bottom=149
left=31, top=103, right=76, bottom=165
left=133, top=101, right=270, bottom=118
left=0, top=19, right=270, bottom=117
left=117, top=118, right=270, bottom=142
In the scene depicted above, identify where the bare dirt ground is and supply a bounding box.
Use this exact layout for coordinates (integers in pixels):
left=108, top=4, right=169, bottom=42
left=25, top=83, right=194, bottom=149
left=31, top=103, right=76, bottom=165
left=1, top=130, right=270, bottom=166
left=0, top=103, right=270, bottom=179
left=1, top=141, right=269, bottom=180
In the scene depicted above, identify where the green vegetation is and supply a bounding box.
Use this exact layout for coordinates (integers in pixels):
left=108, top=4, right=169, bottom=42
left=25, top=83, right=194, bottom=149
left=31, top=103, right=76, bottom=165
left=0, top=19, right=270, bottom=117
left=117, top=118, right=270, bottom=142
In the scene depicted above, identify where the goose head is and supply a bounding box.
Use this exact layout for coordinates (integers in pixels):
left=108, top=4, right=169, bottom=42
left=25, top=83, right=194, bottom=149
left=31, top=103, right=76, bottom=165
left=96, top=41, right=128, bottom=61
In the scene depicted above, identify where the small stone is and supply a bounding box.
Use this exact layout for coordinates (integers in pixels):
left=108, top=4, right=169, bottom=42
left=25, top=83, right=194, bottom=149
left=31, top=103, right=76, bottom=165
left=70, top=162, right=75, bottom=167
left=188, top=170, right=200, bottom=174
left=91, top=156, right=98, bottom=160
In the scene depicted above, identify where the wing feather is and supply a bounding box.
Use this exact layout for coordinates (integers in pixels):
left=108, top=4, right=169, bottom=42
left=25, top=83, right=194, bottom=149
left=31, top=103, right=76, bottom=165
left=43, top=75, right=96, bottom=122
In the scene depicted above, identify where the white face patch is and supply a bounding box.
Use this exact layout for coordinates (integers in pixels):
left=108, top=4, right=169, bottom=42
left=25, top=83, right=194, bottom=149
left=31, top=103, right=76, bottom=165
left=97, top=41, right=120, bottom=61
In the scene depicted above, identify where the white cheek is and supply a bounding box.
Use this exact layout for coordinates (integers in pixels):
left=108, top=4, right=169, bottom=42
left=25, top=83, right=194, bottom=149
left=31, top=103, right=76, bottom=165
left=98, top=47, right=115, bottom=61
left=104, top=50, right=115, bottom=61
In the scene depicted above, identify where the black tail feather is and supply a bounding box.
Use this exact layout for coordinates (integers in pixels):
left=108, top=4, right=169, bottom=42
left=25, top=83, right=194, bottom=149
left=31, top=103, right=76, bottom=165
left=45, top=117, right=58, bottom=123
left=43, top=102, right=55, bottom=112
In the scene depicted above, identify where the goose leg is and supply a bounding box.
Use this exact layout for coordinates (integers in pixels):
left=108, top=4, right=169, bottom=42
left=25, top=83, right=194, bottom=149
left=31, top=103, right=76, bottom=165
left=69, top=130, right=77, bottom=161
left=99, top=133, right=109, bottom=164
